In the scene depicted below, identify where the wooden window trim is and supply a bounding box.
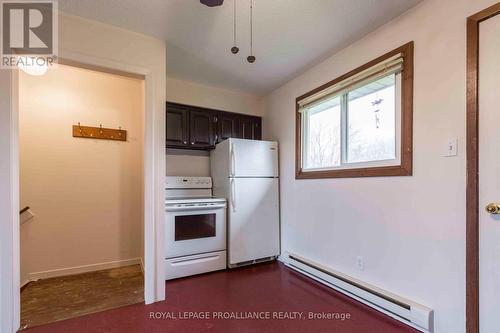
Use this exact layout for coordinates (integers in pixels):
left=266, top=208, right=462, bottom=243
left=295, top=42, right=414, bottom=179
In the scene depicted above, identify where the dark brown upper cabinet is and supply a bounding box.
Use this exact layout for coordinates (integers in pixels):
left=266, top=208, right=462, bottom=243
left=189, top=108, right=214, bottom=148
left=216, top=112, right=240, bottom=143
left=166, top=102, right=262, bottom=150
left=240, top=116, right=262, bottom=140
left=253, top=118, right=262, bottom=140
left=166, top=103, right=189, bottom=147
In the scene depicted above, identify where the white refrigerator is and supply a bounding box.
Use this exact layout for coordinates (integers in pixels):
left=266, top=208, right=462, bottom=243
left=211, top=138, right=280, bottom=267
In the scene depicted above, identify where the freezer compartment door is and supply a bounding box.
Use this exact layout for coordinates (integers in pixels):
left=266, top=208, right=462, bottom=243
left=231, top=139, right=278, bottom=178
left=228, top=178, right=280, bottom=265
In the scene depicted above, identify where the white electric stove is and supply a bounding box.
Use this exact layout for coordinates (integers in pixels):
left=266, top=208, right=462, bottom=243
left=165, top=176, right=227, bottom=280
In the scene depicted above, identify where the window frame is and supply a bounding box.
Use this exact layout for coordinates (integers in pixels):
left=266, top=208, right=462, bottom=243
left=295, top=42, right=414, bottom=179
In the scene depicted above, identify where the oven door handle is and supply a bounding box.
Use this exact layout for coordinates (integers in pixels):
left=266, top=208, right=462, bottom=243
left=166, top=203, right=227, bottom=212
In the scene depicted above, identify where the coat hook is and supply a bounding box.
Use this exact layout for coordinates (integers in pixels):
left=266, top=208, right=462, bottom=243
left=78, top=122, right=83, bottom=133
left=99, top=124, right=103, bottom=135
left=118, top=126, right=122, bottom=136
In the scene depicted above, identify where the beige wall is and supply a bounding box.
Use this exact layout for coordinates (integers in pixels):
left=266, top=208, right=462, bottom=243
left=19, top=64, right=144, bottom=282
left=166, top=77, right=263, bottom=177
left=57, top=13, right=167, bottom=304
left=264, top=0, right=499, bottom=332
left=166, top=150, right=211, bottom=177
left=166, top=77, right=264, bottom=116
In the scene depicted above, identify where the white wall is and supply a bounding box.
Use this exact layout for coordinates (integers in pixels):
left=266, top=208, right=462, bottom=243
left=264, top=0, right=498, bottom=332
left=19, top=65, right=144, bottom=283
left=166, top=77, right=263, bottom=177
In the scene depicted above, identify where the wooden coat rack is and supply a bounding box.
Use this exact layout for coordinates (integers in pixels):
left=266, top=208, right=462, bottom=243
left=73, top=123, right=127, bottom=141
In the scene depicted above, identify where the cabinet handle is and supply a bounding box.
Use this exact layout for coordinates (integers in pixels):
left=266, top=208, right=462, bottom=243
left=183, top=141, right=187, bottom=144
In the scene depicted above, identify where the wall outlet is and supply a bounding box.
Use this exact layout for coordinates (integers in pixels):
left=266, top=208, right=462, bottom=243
left=356, top=256, right=364, bottom=271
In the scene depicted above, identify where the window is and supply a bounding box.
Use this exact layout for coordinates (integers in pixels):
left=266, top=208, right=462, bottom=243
left=175, top=214, right=216, bottom=241
left=296, top=42, right=413, bottom=179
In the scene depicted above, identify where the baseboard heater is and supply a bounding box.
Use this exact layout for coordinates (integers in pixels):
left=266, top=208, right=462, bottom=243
left=283, top=252, right=433, bottom=333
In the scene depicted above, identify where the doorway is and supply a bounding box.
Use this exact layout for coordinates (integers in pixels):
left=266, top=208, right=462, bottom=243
left=18, top=63, right=145, bottom=329
left=466, top=3, right=500, bottom=333
left=477, top=11, right=500, bottom=333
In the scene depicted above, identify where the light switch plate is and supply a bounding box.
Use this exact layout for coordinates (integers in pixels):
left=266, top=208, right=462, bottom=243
left=444, top=138, right=458, bottom=157
left=356, top=256, right=364, bottom=271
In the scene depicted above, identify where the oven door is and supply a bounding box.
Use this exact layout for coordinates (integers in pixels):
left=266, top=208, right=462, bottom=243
left=165, top=203, right=226, bottom=259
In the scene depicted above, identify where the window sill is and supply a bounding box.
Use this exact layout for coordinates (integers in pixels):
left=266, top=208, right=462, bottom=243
left=295, top=164, right=412, bottom=179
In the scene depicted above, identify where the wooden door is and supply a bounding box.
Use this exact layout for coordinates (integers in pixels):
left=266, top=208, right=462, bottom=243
left=479, top=13, right=500, bottom=333
left=166, top=103, right=188, bottom=148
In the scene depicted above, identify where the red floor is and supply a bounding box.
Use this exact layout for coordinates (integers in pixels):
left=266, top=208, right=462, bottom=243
left=23, top=261, right=419, bottom=333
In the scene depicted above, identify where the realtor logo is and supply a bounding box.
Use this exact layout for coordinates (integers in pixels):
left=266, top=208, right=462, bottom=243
left=1, top=0, right=57, bottom=69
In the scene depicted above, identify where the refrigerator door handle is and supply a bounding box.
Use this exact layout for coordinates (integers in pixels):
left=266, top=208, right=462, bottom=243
left=230, top=143, right=236, bottom=177
left=231, top=178, right=236, bottom=212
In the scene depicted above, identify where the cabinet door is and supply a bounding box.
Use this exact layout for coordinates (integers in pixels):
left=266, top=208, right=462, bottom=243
left=216, top=113, right=239, bottom=143
left=166, top=103, right=189, bottom=147
left=239, top=117, right=255, bottom=140
left=252, top=117, right=262, bottom=140
left=189, top=108, right=214, bottom=148
left=239, top=116, right=262, bottom=140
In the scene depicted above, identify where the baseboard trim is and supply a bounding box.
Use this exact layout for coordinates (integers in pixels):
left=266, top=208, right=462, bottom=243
left=28, top=258, right=142, bottom=281
left=20, top=279, right=32, bottom=292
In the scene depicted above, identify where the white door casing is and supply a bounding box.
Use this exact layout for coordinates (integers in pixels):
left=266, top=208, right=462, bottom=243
left=0, top=67, right=19, bottom=333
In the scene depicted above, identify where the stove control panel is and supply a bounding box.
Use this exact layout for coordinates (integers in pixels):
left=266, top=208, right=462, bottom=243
left=165, top=176, right=212, bottom=189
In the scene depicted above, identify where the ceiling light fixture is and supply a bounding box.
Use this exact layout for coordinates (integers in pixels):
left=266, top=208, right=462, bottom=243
left=200, top=0, right=224, bottom=7
left=246, top=0, right=256, bottom=63
left=17, top=58, right=48, bottom=76
left=230, top=0, right=239, bottom=54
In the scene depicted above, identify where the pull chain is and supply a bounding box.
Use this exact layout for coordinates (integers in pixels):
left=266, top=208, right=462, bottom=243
left=231, top=0, right=239, bottom=54
left=247, top=0, right=255, bottom=63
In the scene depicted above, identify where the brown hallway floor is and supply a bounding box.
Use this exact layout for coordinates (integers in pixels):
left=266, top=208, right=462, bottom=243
left=20, top=264, right=144, bottom=330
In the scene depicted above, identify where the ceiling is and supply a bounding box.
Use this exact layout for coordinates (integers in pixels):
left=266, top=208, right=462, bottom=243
left=59, top=0, right=422, bottom=95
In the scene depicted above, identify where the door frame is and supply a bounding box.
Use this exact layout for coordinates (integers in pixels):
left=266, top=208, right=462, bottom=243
left=466, top=3, right=500, bottom=333
left=1, top=48, right=166, bottom=332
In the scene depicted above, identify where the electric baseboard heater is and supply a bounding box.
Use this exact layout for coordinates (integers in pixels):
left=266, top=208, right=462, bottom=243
left=283, top=253, right=433, bottom=332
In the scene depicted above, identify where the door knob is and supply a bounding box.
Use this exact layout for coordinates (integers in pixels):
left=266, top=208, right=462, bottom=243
left=485, top=203, right=500, bottom=214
